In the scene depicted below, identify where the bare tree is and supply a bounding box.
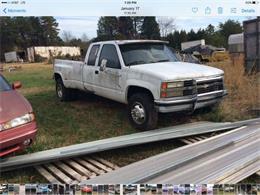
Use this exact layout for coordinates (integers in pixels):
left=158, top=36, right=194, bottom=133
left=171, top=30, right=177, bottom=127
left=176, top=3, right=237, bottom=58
left=61, top=31, right=75, bottom=42
left=81, top=33, right=89, bottom=42
left=157, top=17, right=176, bottom=37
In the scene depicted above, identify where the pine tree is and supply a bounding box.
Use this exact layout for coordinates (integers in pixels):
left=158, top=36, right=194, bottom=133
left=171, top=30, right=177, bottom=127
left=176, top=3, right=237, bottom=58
left=118, top=17, right=134, bottom=39
left=140, top=17, right=160, bottom=39
left=40, top=17, right=62, bottom=45
left=97, top=17, right=118, bottom=40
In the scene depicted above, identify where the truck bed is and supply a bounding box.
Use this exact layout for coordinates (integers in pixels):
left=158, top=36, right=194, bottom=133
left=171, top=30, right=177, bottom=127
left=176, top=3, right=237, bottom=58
left=54, top=59, right=84, bottom=89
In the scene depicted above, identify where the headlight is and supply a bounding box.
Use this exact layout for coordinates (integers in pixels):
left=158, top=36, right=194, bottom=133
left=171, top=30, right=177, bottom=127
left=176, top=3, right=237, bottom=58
left=161, top=81, right=184, bottom=89
left=161, top=81, right=192, bottom=98
left=0, top=113, right=35, bottom=131
left=167, top=82, right=184, bottom=88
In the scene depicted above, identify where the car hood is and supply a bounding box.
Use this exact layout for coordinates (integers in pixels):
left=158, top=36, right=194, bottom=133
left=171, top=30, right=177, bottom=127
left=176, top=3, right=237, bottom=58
left=130, top=62, right=224, bottom=80
left=0, top=90, right=32, bottom=123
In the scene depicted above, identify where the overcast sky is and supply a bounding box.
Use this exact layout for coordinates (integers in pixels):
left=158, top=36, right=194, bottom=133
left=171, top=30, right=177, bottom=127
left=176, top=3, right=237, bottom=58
left=55, top=16, right=249, bottom=40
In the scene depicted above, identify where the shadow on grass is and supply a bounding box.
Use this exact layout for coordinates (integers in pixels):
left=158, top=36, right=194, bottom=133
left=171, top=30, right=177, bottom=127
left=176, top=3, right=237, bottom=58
left=25, top=89, right=229, bottom=152
left=76, top=91, right=194, bottom=128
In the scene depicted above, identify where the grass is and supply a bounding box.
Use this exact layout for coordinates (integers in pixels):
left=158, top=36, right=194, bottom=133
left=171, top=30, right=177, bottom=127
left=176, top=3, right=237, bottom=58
left=207, top=59, right=259, bottom=121
left=2, top=63, right=137, bottom=153
left=0, top=61, right=258, bottom=183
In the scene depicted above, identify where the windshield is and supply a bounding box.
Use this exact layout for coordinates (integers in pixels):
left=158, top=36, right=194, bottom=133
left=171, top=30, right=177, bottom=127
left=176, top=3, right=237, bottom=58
left=119, top=43, right=180, bottom=66
left=0, top=75, right=12, bottom=92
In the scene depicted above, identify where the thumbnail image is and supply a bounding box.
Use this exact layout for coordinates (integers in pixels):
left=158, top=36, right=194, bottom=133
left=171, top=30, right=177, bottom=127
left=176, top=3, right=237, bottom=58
left=157, top=184, right=163, bottom=195
left=81, top=185, right=93, bottom=195
left=123, top=184, right=138, bottom=195
left=92, top=185, right=98, bottom=195
left=108, top=184, right=120, bottom=195
left=25, top=184, right=53, bottom=194
left=0, top=184, right=8, bottom=195
left=0, top=13, right=259, bottom=186
left=162, top=184, right=172, bottom=194
left=75, top=185, right=82, bottom=195
left=143, top=184, right=157, bottom=195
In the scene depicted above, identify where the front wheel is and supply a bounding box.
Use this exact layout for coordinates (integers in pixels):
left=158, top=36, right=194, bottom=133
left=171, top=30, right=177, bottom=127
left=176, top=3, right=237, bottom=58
left=128, top=93, right=158, bottom=130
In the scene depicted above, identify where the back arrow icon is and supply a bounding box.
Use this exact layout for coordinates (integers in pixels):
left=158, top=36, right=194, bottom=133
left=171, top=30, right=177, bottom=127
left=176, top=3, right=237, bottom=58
left=3, top=8, right=7, bottom=13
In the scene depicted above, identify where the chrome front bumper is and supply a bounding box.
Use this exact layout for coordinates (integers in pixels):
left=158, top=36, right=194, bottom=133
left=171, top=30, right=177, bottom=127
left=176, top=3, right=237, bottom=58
left=155, top=90, right=227, bottom=113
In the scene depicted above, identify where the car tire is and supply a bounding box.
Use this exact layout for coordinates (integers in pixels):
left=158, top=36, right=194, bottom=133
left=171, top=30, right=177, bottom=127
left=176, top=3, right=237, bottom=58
left=128, top=93, right=158, bottom=130
left=56, top=78, right=74, bottom=101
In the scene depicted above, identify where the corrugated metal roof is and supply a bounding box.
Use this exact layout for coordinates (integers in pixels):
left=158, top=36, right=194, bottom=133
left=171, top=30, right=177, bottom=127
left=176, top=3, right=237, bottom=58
left=1, top=118, right=259, bottom=172
left=84, top=123, right=260, bottom=184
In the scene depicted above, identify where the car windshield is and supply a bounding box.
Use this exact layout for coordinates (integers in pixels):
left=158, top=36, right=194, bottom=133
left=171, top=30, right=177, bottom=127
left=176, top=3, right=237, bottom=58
left=119, top=43, right=180, bottom=66
left=0, top=75, right=12, bottom=92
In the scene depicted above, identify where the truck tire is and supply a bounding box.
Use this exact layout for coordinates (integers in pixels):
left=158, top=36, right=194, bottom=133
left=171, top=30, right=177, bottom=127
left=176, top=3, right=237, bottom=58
left=56, top=78, right=73, bottom=101
left=128, top=93, right=158, bottom=130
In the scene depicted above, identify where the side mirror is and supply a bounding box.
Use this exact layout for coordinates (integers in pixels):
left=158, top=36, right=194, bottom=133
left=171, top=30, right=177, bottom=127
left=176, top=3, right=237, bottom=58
left=100, top=59, right=107, bottom=71
left=12, top=81, right=22, bottom=89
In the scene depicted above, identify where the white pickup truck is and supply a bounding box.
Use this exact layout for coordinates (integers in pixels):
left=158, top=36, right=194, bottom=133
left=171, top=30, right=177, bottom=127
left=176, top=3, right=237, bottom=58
left=54, top=40, right=227, bottom=130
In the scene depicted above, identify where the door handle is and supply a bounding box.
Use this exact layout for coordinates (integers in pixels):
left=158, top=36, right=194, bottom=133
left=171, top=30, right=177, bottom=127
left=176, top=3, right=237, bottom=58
left=95, top=70, right=99, bottom=74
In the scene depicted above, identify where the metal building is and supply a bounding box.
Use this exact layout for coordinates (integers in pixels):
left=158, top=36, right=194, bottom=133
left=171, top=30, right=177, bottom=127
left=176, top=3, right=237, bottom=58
left=27, top=46, right=81, bottom=62
left=243, top=17, right=260, bottom=72
left=4, top=51, right=26, bottom=63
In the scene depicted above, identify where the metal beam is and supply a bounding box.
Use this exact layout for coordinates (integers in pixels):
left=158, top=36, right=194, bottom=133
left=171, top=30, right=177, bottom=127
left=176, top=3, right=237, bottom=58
left=149, top=137, right=259, bottom=184
left=0, top=118, right=259, bottom=172
left=83, top=124, right=260, bottom=184
left=215, top=159, right=260, bottom=184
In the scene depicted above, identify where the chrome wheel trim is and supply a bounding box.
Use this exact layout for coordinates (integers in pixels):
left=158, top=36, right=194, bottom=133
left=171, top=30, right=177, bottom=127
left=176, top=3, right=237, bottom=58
left=131, top=102, right=146, bottom=125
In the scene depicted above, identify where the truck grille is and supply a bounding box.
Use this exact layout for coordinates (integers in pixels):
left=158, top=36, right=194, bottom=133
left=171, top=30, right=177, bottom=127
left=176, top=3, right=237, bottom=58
left=183, top=80, right=196, bottom=96
left=162, top=78, right=224, bottom=99
left=184, top=80, right=195, bottom=87
left=183, top=88, right=197, bottom=96
left=197, top=78, right=224, bottom=94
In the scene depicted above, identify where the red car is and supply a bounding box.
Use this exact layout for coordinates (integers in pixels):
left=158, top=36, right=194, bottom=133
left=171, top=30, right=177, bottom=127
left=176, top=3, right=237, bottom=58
left=0, top=74, right=37, bottom=157
left=81, top=186, right=92, bottom=193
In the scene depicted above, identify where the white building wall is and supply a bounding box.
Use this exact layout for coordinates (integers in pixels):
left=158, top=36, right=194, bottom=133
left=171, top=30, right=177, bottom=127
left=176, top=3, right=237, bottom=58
left=27, top=46, right=81, bottom=62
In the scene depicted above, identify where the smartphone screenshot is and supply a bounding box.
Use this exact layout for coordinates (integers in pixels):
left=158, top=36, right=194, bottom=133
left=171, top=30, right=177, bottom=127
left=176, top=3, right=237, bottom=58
left=0, top=0, right=259, bottom=194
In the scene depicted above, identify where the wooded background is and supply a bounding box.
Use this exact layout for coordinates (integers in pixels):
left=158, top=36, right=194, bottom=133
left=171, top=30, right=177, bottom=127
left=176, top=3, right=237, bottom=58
left=0, top=16, right=243, bottom=60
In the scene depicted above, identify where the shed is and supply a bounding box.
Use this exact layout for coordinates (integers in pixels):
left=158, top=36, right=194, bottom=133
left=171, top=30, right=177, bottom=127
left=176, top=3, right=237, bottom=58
left=181, top=39, right=205, bottom=51
left=183, top=44, right=218, bottom=56
left=4, top=51, right=17, bottom=62
left=4, top=51, right=26, bottom=63
left=228, top=33, right=244, bottom=53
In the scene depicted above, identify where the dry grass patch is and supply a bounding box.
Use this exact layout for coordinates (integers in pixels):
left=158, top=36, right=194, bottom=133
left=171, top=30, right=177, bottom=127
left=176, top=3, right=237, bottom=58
left=20, top=86, right=54, bottom=95
left=208, top=60, right=259, bottom=121
left=2, top=62, right=51, bottom=70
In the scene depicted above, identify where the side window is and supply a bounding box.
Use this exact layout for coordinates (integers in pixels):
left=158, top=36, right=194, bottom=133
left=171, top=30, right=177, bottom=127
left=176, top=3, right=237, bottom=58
left=99, top=44, right=121, bottom=69
left=87, top=45, right=100, bottom=66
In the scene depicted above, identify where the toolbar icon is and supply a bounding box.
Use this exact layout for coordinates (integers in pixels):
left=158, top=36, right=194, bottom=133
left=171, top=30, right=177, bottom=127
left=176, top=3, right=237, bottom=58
left=218, top=7, right=223, bottom=14
left=205, top=7, right=211, bottom=15
left=192, top=7, right=198, bottom=13
left=231, top=8, right=237, bottom=13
